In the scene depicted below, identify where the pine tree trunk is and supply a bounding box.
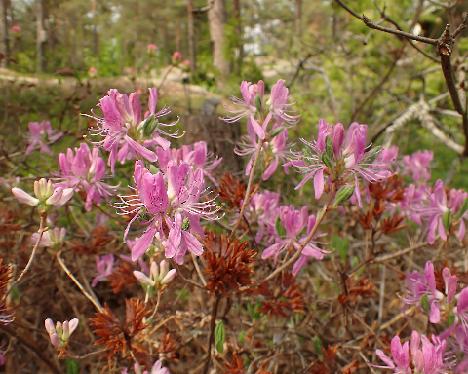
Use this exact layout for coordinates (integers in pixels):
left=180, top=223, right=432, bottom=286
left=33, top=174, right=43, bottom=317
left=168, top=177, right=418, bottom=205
left=36, top=0, right=46, bottom=72
left=208, top=0, right=230, bottom=90
left=0, top=0, right=9, bottom=68
left=187, top=0, right=196, bottom=72
left=233, top=0, right=243, bottom=75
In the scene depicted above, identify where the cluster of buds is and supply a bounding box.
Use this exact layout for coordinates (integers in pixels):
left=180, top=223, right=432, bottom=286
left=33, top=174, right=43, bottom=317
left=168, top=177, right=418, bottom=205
left=12, top=178, right=73, bottom=213
left=32, top=227, right=66, bottom=249
left=133, top=260, right=176, bottom=298
left=44, top=318, right=79, bottom=350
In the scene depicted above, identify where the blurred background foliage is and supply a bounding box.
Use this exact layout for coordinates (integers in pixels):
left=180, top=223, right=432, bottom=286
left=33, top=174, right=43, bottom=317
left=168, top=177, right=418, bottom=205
left=0, top=0, right=467, bottom=187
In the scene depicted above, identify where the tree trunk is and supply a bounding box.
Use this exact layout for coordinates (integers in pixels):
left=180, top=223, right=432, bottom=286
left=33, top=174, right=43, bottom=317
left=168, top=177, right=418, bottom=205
left=186, top=0, right=196, bottom=72
left=295, top=0, right=302, bottom=37
left=233, top=0, right=243, bottom=75
left=91, top=0, right=99, bottom=56
left=208, top=0, right=230, bottom=90
left=36, top=0, right=46, bottom=72
left=0, top=0, right=9, bottom=68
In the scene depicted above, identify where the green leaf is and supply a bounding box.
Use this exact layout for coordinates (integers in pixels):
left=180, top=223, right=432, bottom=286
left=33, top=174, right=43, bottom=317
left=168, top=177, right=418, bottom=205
left=238, top=330, right=246, bottom=345
left=275, top=217, right=286, bottom=237
left=442, top=211, right=451, bottom=232
left=331, top=235, right=349, bottom=263
left=321, top=152, right=333, bottom=169
left=65, top=359, right=79, bottom=374
left=333, top=184, right=355, bottom=207
left=420, top=294, right=429, bottom=313
left=325, top=136, right=334, bottom=161
left=313, top=336, right=323, bottom=355
left=215, top=320, right=225, bottom=354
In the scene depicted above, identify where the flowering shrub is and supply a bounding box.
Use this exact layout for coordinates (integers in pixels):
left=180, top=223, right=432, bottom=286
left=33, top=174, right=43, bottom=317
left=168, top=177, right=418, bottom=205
left=0, top=80, right=466, bottom=373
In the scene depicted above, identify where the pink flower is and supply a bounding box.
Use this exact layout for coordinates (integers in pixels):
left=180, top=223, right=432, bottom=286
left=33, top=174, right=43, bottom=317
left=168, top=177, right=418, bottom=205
left=403, top=150, right=433, bottom=183
left=156, top=141, right=222, bottom=184
left=261, top=206, right=327, bottom=276
left=403, top=261, right=456, bottom=324
left=10, top=24, right=21, bottom=34
left=147, top=43, right=158, bottom=54
left=44, top=318, right=79, bottom=349
left=25, top=121, right=62, bottom=155
left=116, top=161, right=219, bottom=263
left=289, top=120, right=393, bottom=204
left=248, top=191, right=281, bottom=243
left=375, top=335, right=411, bottom=373
left=414, top=180, right=467, bottom=244
left=375, top=331, right=448, bottom=374
left=88, top=66, right=98, bottom=77
left=133, top=359, right=170, bottom=374
left=133, top=259, right=176, bottom=288
left=58, top=143, right=116, bottom=211
left=172, top=51, right=182, bottom=64
left=31, top=227, right=66, bottom=248
left=92, top=254, right=114, bottom=287
left=12, top=178, right=73, bottom=210
left=455, top=288, right=468, bottom=333
left=90, top=88, right=179, bottom=173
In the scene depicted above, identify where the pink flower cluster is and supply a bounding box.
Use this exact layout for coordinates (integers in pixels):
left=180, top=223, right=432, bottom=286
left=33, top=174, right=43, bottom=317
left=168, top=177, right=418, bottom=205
left=58, top=143, right=117, bottom=211
left=91, top=88, right=179, bottom=172
left=25, top=121, right=62, bottom=155
left=289, top=120, right=393, bottom=204
left=380, top=260, right=468, bottom=372
left=225, top=80, right=297, bottom=181
left=117, top=160, right=219, bottom=263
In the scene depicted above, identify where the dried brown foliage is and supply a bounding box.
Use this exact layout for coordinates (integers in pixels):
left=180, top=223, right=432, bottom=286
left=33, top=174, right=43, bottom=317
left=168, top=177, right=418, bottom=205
left=359, top=175, right=406, bottom=234
left=258, top=274, right=305, bottom=317
left=338, top=277, right=375, bottom=306
left=0, top=258, right=13, bottom=324
left=91, top=298, right=148, bottom=357
left=218, top=173, right=247, bottom=209
left=71, top=226, right=114, bottom=255
left=108, top=261, right=137, bottom=294
left=203, top=232, right=256, bottom=295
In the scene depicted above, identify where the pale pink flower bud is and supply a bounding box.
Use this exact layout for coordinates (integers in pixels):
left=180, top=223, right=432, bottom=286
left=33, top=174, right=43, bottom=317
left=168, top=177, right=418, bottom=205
left=11, top=187, right=39, bottom=206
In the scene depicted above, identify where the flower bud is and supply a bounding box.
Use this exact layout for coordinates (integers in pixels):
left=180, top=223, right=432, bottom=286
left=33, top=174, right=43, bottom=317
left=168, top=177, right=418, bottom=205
left=333, top=184, right=355, bottom=207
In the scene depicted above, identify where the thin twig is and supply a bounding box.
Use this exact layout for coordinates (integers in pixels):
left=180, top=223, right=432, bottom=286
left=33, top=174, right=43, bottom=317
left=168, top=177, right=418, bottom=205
left=203, top=294, right=221, bottom=374
left=56, top=250, right=103, bottom=312
left=229, top=143, right=262, bottom=239
left=17, top=214, right=47, bottom=283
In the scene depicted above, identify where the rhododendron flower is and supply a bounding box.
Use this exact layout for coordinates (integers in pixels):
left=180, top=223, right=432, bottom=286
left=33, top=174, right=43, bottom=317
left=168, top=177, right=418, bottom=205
left=172, top=51, right=182, bottom=64
left=12, top=178, right=73, bottom=210
left=375, top=335, right=410, bottom=373
left=289, top=120, right=392, bottom=205
left=236, top=127, right=289, bottom=180
left=403, top=150, right=433, bottom=182
left=130, top=360, right=170, bottom=374
left=455, top=288, right=468, bottom=333
left=403, top=261, right=455, bottom=324
left=375, top=331, right=448, bottom=373
left=25, top=121, right=62, bottom=155
left=262, top=206, right=327, bottom=276
left=133, top=259, right=176, bottom=288
left=90, top=88, right=179, bottom=172
left=224, top=80, right=297, bottom=143
left=92, top=254, right=115, bottom=287
left=31, top=227, right=66, bottom=247
left=248, top=190, right=281, bottom=243
left=156, top=141, right=221, bottom=183
left=58, top=143, right=117, bottom=210
left=147, top=43, right=158, bottom=54
left=44, top=318, right=79, bottom=348
left=414, top=180, right=467, bottom=244
left=116, top=161, right=219, bottom=263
